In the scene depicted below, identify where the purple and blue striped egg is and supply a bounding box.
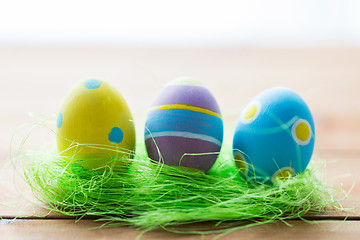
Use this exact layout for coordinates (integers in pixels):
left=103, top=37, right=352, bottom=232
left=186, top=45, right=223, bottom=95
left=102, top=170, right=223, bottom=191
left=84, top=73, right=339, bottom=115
left=144, top=78, right=223, bottom=172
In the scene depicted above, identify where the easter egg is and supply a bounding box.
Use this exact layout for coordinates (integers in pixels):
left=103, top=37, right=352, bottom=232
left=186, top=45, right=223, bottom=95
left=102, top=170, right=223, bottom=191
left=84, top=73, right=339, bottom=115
left=232, top=87, right=315, bottom=184
left=56, top=79, right=136, bottom=169
left=144, top=78, right=223, bottom=172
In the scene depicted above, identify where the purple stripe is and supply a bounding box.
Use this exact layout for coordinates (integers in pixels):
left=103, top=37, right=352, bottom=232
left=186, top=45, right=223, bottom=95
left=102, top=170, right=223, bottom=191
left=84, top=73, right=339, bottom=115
left=151, top=84, right=221, bottom=114
left=145, top=136, right=221, bottom=172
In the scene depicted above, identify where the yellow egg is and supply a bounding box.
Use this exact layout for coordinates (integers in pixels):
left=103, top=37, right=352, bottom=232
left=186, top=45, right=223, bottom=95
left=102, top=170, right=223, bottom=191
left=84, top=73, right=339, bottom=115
left=56, top=79, right=135, bottom=169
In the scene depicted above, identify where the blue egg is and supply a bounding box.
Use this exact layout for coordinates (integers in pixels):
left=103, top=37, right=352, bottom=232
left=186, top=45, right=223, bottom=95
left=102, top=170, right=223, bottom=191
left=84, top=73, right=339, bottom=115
left=232, top=87, right=315, bottom=184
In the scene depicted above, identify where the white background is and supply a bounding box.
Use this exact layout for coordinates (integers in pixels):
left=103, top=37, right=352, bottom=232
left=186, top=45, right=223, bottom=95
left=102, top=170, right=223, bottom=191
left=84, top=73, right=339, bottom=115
left=1, top=0, right=360, bottom=47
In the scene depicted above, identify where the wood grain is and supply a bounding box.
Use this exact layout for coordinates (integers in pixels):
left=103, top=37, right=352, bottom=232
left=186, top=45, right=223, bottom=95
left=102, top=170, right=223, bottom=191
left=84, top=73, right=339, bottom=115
left=1, top=219, right=360, bottom=240
left=1, top=47, right=360, bottom=152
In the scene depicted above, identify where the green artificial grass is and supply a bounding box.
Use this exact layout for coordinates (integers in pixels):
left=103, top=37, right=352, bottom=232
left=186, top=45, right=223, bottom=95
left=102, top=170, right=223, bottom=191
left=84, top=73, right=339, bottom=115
left=18, top=139, right=343, bottom=236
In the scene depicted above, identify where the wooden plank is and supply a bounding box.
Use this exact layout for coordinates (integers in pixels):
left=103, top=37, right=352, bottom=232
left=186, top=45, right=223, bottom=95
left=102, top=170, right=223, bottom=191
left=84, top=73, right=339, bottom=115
left=1, top=219, right=360, bottom=240
left=1, top=47, right=360, bottom=152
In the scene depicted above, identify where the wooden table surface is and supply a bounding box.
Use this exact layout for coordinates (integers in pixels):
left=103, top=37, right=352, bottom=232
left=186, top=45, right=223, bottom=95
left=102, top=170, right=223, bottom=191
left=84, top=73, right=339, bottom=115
left=1, top=46, right=359, bottom=239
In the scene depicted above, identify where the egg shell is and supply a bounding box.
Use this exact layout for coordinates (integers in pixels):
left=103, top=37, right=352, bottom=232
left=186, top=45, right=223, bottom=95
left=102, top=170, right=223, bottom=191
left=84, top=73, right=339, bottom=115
left=232, top=87, right=315, bottom=184
left=56, top=79, right=136, bottom=169
left=144, top=78, right=223, bottom=172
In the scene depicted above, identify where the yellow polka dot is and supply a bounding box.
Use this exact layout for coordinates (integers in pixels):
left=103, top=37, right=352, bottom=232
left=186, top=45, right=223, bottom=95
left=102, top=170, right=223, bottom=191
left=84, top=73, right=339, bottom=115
left=292, top=119, right=312, bottom=145
left=244, top=104, right=257, bottom=120
left=271, top=167, right=295, bottom=184
left=275, top=169, right=294, bottom=181
left=234, top=153, right=247, bottom=174
left=296, top=122, right=310, bottom=142
left=241, top=101, right=261, bottom=124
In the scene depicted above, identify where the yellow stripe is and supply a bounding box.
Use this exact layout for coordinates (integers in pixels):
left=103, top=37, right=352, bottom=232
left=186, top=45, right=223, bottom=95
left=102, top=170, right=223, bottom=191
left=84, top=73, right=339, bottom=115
left=150, top=104, right=221, bottom=118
